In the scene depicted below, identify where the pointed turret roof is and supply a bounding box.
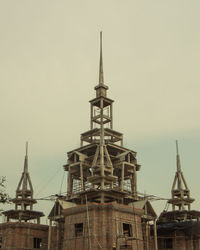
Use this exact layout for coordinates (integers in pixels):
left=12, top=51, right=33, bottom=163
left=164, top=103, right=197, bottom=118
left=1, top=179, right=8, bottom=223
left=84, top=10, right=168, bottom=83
left=16, top=142, right=33, bottom=195
left=168, top=141, right=194, bottom=211
left=3, top=143, right=44, bottom=223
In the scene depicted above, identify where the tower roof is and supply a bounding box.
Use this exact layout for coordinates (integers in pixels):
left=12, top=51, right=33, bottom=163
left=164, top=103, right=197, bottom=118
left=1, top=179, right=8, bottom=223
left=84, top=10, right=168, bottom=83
left=3, top=142, right=44, bottom=222
left=168, top=141, right=194, bottom=211
left=98, top=31, right=105, bottom=86
left=176, top=140, right=181, bottom=172
left=15, top=142, right=34, bottom=197
left=95, top=32, right=108, bottom=96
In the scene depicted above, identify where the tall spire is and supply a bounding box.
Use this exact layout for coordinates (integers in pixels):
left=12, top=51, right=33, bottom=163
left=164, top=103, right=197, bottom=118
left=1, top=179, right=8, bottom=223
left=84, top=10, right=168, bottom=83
left=24, top=141, right=28, bottom=173
left=176, top=140, right=181, bottom=172
left=17, top=142, right=33, bottom=196
left=95, top=32, right=108, bottom=98
left=26, top=141, right=28, bottom=156
left=99, top=31, right=104, bottom=86
left=22, top=142, right=28, bottom=191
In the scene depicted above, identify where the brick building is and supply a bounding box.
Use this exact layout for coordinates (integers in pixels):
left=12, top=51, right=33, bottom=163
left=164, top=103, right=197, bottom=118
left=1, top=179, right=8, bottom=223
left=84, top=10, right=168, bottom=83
left=0, top=222, right=48, bottom=249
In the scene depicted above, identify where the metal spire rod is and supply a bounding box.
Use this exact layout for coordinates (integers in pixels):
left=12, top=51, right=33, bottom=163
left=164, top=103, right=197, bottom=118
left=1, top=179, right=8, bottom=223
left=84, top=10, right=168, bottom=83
left=26, top=141, right=28, bottom=157
left=99, top=31, right=104, bottom=86
left=176, top=140, right=179, bottom=155
left=176, top=140, right=181, bottom=172
left=24, top=141, right=28, bottom=173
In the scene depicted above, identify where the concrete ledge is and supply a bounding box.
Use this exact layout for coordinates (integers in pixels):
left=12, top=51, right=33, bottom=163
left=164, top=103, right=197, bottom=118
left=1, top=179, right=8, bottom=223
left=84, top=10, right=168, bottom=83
left=0, top=222, right=49, bottom=231
left=62, top=202, right=144, bottom=216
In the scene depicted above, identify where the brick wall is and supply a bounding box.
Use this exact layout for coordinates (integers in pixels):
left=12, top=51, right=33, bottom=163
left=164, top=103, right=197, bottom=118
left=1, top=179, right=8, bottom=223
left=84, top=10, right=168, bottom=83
left=0, top=222, right=48, bottom=250
left=61, top=202, right=147, bottom=250
left=157, top=231, right=200, bottom=250
left=49, top=223, right=64, bottom=250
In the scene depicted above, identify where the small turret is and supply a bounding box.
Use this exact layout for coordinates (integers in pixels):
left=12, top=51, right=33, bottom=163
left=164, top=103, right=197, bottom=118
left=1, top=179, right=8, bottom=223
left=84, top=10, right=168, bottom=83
left=14, top=142, right=34, bottom=209
left=3, top=143, right=44, bottom=223
left=168, top=141, right=194, bottom=211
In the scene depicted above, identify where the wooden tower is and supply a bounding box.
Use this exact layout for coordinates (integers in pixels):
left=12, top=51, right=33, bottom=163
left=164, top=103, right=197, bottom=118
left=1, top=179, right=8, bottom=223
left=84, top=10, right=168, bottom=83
left=64, top=32, right=141, bottom=205
left=3, top=142, right=44, bottom=223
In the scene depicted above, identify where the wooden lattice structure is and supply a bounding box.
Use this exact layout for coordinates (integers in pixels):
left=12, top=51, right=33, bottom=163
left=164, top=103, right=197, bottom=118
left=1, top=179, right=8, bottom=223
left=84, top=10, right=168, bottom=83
left=64, top=32, right=141, bottom=205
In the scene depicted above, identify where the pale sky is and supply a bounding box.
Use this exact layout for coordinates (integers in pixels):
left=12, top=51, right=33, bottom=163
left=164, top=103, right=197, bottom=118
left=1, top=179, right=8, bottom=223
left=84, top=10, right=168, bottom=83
left=0, top=0, right=200, bottom=223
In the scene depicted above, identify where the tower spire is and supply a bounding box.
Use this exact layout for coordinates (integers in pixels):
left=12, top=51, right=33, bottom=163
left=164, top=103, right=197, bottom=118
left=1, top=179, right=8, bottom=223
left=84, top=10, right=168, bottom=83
left=95, top=32, right=108, bottom=98
left=26, top=141, right=28, bottom=156
left=168, top=141, right=194, bottom=212
left=24, top=141, right=28, bottom=173
left=176, top=140, right=181, bottom=172
left=3, top=142, right=44, bottom=223
left=17, top=142, right=33, bottom=196
left=99, top=31, right=104, bottom=86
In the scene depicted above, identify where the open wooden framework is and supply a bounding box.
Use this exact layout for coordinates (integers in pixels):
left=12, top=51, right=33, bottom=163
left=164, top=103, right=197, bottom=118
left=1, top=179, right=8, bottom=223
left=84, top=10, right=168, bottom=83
left=64, top=32, right=141, bottom=204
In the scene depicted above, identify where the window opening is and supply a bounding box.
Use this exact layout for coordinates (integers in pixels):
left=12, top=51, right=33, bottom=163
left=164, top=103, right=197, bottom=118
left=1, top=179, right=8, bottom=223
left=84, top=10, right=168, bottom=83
left=75, top=223, right=83, bottom=237
left=0, top=236, right=2, bottom=248
left=33, top=238, right=42, bottom=249
left=164, top=238, right=173, bottom=249
left=123, top=223, right=132, bottom=237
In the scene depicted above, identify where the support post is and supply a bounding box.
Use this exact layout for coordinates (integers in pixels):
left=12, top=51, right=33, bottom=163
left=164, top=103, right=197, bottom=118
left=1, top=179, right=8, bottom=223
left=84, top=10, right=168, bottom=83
left=153, top=219, right=158, bottom=250
left=85, top=195, right=92, bottom=250
left=80, top=163, right=84, bottom=191
left=90, top=104, right=93, bottom=130
left=110, top=104, right=113, bottom=129
left=121, top=163, right=124, bottom=191
left=48, top=220, right=52, bottom=250
left=67, top=171, right=72, bottom=197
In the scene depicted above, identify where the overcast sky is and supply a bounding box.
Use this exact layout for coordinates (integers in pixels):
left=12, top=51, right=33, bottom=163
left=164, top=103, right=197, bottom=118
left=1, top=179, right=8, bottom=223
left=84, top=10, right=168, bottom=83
left=0, top=0, right=200, bottom=222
